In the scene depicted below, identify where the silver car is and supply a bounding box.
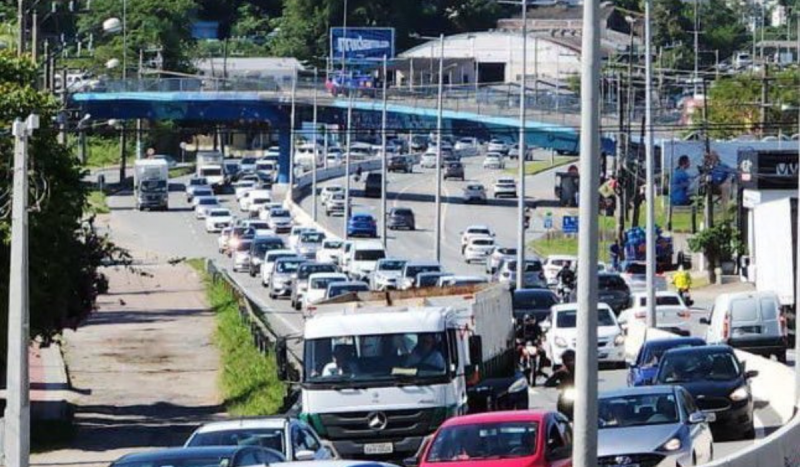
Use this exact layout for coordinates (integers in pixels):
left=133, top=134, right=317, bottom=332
left=269, top=257, right=305, bottom=300
left=598, top=386, right=714, bottom=467
left=462, top=184, right=487, bottom=204
left=232, top=239, right=254, bottom=273
left=296, top=231, right=326, bottom=259
left=485, top=246, right=517, bottom=274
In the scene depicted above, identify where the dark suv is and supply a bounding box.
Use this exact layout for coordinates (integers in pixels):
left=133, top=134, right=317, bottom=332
left=387, top=207, right=415, bottom=230
left=388, top=155, right=412, bottom=173
left=364, top=172, right=382, bottom=198
left=443, top=161, right=465, bottom=180
left=596, top=272, right=632, bottom=313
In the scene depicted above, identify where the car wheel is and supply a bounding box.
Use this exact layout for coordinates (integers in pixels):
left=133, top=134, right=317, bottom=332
left=269, top=291, right=276, bottom=299
left=249, top=269, right=256, bottom=278
left=742, top=422, right=756, bottom=440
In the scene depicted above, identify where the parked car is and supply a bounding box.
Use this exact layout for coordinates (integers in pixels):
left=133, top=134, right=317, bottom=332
left=248, top=236, right=287, bottom=277
left=316, top=239, right=343, bottom=264
left=388, top=155, right=413, bottom=173
left=486, top=246, right=517, bottom=274
left=443, top=161, right=465, bottom=180
left=347, top=213, right=377, bottom=238
left=702, top=291, right=786, bottom=362
left=369, top=258, right=407, bottom=291
left=292, top=262, right=339, bottom=310
left=512, top=288, right=559, bottom=325
left=462, top=184, right=487, bottom=204
left=482, top=153, right=506, bottom=170
left=414, top=410, right=571, bottom=467
left=205, top=208, right=233, bottom=233
left=269, top=257, right=305, bottom=299
left=596, top=273, right=633, bottom=314
left=654, top=345, right=758, bottom=439
left=597, top=386, right=714, bottom=466
left=618, top=291, right=692, bottom=336
left=108, top=447, right=284, bottom=467
left=628, top=337, right=705, bottom=386
left=462, top=236, right=495, bottom=263
left=184, top=417, right=334, bottom=461
left=545, top=302, right=625, bottom=367
left=304, top=272, right=349, bottom=308
left=387, top=207, right=415, bottom=230
left=542, top=255, right=577, bottom=285
left=493, top=177, right=517, bottom=198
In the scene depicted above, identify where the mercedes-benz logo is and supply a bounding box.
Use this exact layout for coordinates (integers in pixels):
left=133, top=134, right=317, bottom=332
left=366, top=411, right=388, bottom=431
left=614, top=456, right=633, bottom=465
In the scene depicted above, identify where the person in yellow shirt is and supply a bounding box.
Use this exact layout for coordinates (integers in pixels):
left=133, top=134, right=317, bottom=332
left=672, top=265, right=692, bottom=305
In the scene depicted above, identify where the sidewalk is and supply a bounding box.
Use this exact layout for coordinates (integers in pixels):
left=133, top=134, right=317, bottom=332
left=30, top=263, right=224, bottom=467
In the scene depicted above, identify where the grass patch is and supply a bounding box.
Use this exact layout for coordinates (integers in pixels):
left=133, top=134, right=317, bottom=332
left=530, top=215, right=616, bottom=262
left=169, top=165, right=195, bottom=179
left=85, top=136, right=124, bottom=169
left=197, top=266, right=286, bottom=416
left=185, top=258, right=206, bottom=272
left=505, top=155, right=578, bottom=176
left=86, top=190, right=110, bottom=215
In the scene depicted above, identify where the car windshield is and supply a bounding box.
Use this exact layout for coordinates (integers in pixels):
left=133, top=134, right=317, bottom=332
left=301, top=233, right=325, bottom=243
left=323, top=241, right=343, bottom=249
left=506, top=260, right=542, bottom=272
left=466, top=185, right=484, bottom=191
left=514, top=291, right=557, bottom=309
left=637, top=296, right=683, bottom=307
left=625, top=263, right=647, bottom=275
left=468, top=228, right=491, bottom=236
left=352, top=216, right=374, bottom=223
left=252, top=240, right=284, bottom=257
left=657, top=351, right=741, bottom=383
left=195, top=189, right=212, bottom=197
left=328, top=283, right=369, bottom=298
left=190, top=178, right=206, bottom=186
left=598, top=393, right=679, bottom=429
left=304, top=331, right=450, bottom=386
left=354, top=249, right=386, bottom=261
left=497, top=248, right=517, bottom=256
left=141, top=180, right=167, bottom=192
left=198, top=198, right=218, bottom=206
left=557, top=309, right=616, bottom=328
left=209, top=210, right=229, bottom=217
left=379, top=260, right=406, bottom=271
left=267, top=253, right=296, bottom=264
left=113, top=457, right=230, bottom=467
left=471, top=239, right=494, bottom=246
left=405, top=265, right=441, bottom=278
left=187, top=428, right=284, bottom=453
left=641, top=342, right=703, bottom=367
left=249, top=222, right=269, bottom=230
left=425, top=422, right=538, bottom=462
left=276, top=260, right=302, bottom=273
left=298, top=264, right=337, bottom=279
left=271, top=209, right=290, bottom=218
left=599, top=275, right=628, bottom=290
left=393, top=209, right=412, bottom=216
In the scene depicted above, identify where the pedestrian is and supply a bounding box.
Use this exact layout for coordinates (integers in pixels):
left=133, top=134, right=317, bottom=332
left=609, top=241, right=621, bottom=271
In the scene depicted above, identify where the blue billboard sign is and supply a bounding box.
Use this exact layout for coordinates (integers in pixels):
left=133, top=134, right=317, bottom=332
left=330, top=27, right=395, bottom=62
left=562, top=216, right=579, bottom=234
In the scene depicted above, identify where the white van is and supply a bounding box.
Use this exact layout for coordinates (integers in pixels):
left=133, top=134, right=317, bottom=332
left=702, top=291, right=786, bottom=362
left=345, top=240, right=386, bottom=281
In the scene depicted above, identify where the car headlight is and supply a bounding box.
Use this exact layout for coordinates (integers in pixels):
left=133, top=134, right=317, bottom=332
left=730, top=385, right=750, bottom=402
left=555, top=336, right=568, bottom=348
left=562, top=388, right=577, bottom=401
left=614, top=334, right=625, bottom=346
left=661, top=438, right=681, bottom=451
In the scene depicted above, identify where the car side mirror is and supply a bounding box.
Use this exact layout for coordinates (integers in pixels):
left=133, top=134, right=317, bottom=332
left=745, top=370, right=759, bottom=379
left=699, top=317, right=710, bottom=325
left=689, top=412, right=707, bottom=424
left=295, top=450, right=316, bottom=461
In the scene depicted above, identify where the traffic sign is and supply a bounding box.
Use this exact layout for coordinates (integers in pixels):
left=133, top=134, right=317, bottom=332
left=562, top=216, right=579, bottom=234
left=544, top=213, right=553, bottom=230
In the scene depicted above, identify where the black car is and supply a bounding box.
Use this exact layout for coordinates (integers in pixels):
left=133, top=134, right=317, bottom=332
left=443, top=161, right=465, bottom=180
left=512, top=288, right=559, bottom=325
left=110, top=446, right=284, bottom=467
left=364, top=172, right=382, bottom=198
left=387, top=207, right=415, bottom=230
left=388, top=155, right=412, bottom=173
left=597, top=272, right=631, bottom=313
left=248, top=236, right=286, bottom=277
left=654, top=345, right=758, bottom=440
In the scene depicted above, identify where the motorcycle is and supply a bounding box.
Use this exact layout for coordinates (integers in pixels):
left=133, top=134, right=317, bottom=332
left=557, top=282, right=574, bottom=303
left=678, top=288, right=694, bottom=307
left=557, top=384, right=576, bottom=421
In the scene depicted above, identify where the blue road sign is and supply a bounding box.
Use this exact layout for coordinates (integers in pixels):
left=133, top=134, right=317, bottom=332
left=562, top=216, right=579, bottom=234
left=544, top=215, right=553, bottom=230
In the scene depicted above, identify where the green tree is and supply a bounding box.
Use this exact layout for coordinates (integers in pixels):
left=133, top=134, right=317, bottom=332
left=0, top=52, right=128, bottom=369
left=268, top=0, right=330, bottom=64
left=76, top=0, right=199, bottom=75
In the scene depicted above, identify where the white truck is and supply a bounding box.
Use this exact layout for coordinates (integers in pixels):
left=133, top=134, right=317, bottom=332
left=196, top=150, right=225, bottom=192
left=295, top=143, right=324, bottom=172
left=276, top=283, right=525, bottom=461
left=133, top=159, right=169, bottom=211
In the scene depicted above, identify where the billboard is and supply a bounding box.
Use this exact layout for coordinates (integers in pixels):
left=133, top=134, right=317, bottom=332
left=330, top=27, right=395, bottom=62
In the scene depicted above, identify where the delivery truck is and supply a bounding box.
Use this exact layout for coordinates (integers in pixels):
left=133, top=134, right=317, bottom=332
left=133, top=159, right=169, bottom=211
left=275, top=283, right=525, bottom=461
left=196, top=150, right=225, bottom=192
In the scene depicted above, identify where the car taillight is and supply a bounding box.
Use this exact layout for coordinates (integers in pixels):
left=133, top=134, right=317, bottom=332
left=678, top=310, right=691, bottom=319
left=722, top=315, right=730, bottom=340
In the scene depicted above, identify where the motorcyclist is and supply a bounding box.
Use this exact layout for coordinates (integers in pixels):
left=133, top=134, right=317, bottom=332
left=519, top=315, right=549, bottom=386
left=672, top=265, right=692, bottom=305
left=556, top=262, right=576, bottom=300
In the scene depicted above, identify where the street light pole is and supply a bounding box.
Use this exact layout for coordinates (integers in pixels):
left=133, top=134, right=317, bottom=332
left=289, top=68, right=297, bottom=187
left=381, top=55, right=389, bottom=248
left=434, top=34, right=444, bottom=262
left=312, top=67, right=319, bottom=222
left=517, top=0, right=528, bottom=291
left=123, top=0, right=127, bottom=80
left=17, top=0, right=25, bottom=56
left=796, top=101, right=800, bottom=411
left=344, top=92, right=353, bottom=240
left=5, top=114, right=38, bottom=467
left=645, top=0, right=657, bottom=328
left=573, top=0, right=601, bottom=463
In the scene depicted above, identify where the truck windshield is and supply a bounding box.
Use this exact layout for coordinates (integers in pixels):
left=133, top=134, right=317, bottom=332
left=141, top=180, right=167, bottom=192
left=304, top=331, right=450, bottom=386
left=201, top=168, right=222, bottom=177
left=354, top=250, right=385, bottom=261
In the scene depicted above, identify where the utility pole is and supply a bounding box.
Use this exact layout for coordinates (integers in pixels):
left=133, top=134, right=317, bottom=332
left=645, top=0, right=657, bottom=328
left=693, top=0, right=700, bottom=96
left=794, top=95, right=800, bottom=414
left=517, top=0, right=529, bottom=291
left=381, top=55, right=389, bottom=249
left=312, top=67, right=319, bottom=222
left=136, top=49, right=143, bottom=160
left=344, top=92, right=353, bottom=240
left=434, top=34, right=444, bottom=262
left=616, top=72, right=626, bottom=249
left=119, top=123, right=127, bottom=182
left=760, top=63, right=769, bottom=138
left=58, top=68, right=67, bottom=145
left=30, top=10, right=37, bottom=63
left=701, top=77, right=715, bottom=282
left=573, top=0, right=600, bottom=464
left=5, top=114, right=39, bottom=467
left=17, top=0, right=25, bottom=56
left=289, top=68, right=297, bottom=187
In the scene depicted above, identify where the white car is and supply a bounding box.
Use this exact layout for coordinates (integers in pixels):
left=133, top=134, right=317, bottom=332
left=316, top=239, right=344, bottom=264
left=295, top=231, right=326, bottom=259
left=460, top=225, right=495, bottom=253
left=620, top=261, right=668, bottom=293
left=240, top=189, right=271, bottom=213
left=320, top=185, right=344, bottom=205
left=194, top=196, right=220, bottom=219
left=288, top=226, right=317, bottom=251
left=487, top=138, right=509, bottom=154
left=486, top=246, right=517, bottom=274
left=232, top=238, right=254, bottom=273
left=217, top=227, right=232, bottom=253
left=543, top=255, right=578, bottom=285
left=463, top=236, right=496, bottom=263
left=462, top=184, right=487, bottom=204
left=493, top=177, right=517, bottom=198
left=420, top=152, right=438, bottom=169
left=545, top=302, right=625, bottom=367
left=204, top=208, right=233, bottom=233
left=260, top=249, right=303, bottom=286
left=184, top=417, right=335, bottom=462
left=241, top=219, right=273, bottom=237
left=185, top=176, right=209, bottom=201
left=247, top=192, right=272, bottom=218
left=303, top=272, right=349, bottom=309
left=482, top=153, right=506, bottom=170
left=266, top=207, right=293, bottom=233
left=618, top=291, right=692, bottom=336
left=370, top=258, right=407, bottom=291
left=454, top=137, right=479, bottom=157
left=233, top=180, right=257, bottom=201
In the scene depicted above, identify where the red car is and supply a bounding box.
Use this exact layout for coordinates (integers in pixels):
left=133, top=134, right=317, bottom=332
left=414, top=411, right=572, bottom=467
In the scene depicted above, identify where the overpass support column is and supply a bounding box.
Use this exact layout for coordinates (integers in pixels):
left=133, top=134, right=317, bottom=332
left=277, top=125, right=291, bottom=184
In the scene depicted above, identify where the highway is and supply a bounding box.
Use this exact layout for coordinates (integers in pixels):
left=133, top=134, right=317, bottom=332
left=104, top=153, right=779, bottom=462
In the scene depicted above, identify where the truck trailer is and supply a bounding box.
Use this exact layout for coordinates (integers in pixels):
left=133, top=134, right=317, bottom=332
left=133, top=159, right=169, bottom=211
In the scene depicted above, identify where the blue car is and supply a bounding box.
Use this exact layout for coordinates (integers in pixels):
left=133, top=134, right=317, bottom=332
left=347, top=213, right=377, bottom=237
left=628, top=337, right=705, bottom=386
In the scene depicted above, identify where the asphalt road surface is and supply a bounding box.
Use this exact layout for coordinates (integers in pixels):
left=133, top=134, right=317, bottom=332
left=104, top=153, right=778, bottom=462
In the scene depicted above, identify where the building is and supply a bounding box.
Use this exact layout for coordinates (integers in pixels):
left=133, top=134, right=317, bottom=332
left=194, top=57, right=305, bottom=81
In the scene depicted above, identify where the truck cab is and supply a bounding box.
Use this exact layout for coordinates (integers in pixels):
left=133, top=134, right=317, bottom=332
left=133, top=159, right=169, bottom=211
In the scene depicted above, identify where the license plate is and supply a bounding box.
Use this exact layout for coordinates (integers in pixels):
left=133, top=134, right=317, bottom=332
left=364, top=443, right=394, bottom=455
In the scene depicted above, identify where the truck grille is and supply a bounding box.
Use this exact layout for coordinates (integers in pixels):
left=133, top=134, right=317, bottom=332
left=598, top=453, right=665, bottom=466
left=319, top=408, right=436, bottom=440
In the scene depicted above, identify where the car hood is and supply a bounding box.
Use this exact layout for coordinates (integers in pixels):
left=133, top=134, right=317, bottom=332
left=598, top=424, right=681, bottom=457
left=553, top=325, right=620, bottom=340
left=376, top=270, right=402, bottom=280
left=670, top=378, right=743, bottom=398
left=351, top=260, right=378, bottom=272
